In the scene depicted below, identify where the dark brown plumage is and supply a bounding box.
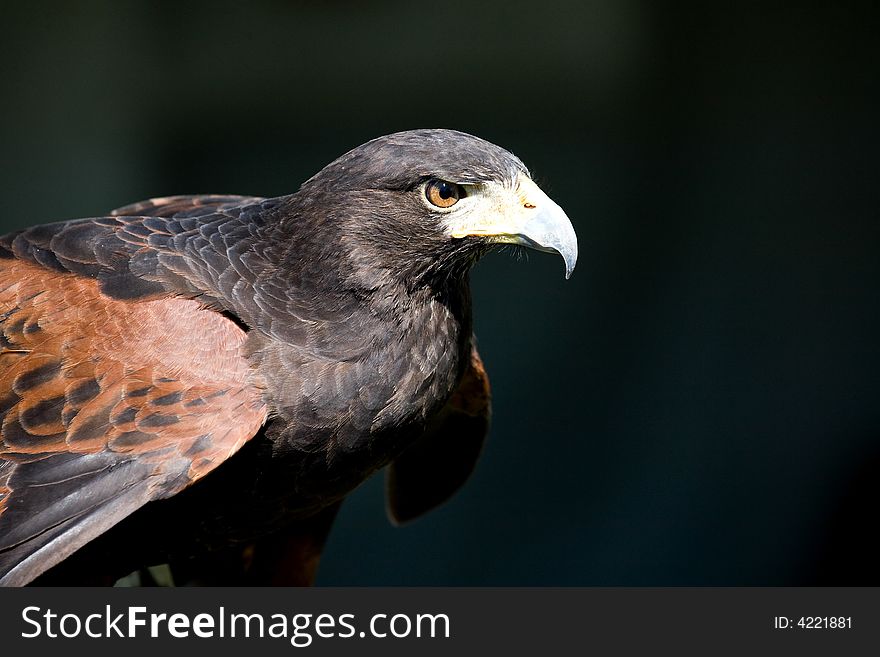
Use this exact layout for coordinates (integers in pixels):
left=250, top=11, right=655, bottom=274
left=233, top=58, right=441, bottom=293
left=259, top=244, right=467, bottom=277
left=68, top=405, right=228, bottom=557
left=0, top=129, right=576, bottom=586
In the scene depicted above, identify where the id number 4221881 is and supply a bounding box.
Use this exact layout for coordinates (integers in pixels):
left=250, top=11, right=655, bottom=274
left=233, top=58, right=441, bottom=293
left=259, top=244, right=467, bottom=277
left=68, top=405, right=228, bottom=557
left=773, top=617, right=852, bottom=629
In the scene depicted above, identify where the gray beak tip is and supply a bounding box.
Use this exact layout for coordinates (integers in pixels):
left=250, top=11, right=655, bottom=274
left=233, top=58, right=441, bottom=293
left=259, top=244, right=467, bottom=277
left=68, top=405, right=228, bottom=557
left=563, top=252, right=577, bottom=280
left=562, top=245, right=578, bottom=280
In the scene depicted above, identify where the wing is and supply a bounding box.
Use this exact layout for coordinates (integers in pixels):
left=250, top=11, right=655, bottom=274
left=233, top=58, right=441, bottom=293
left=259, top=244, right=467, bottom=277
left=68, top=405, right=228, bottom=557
left=3, top=193, right=374, bottom=362
left=0, top=193, right=281, bottom=312
left=110, top=194, right=263, bottom=219
left=385, top=346, right=491, bottom=525
left=0, top=258, right=267, bottom=586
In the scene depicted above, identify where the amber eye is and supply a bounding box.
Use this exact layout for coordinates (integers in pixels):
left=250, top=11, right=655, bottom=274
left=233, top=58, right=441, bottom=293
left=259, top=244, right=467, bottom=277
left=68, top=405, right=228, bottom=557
left=425, top=180, right=465, bottom=208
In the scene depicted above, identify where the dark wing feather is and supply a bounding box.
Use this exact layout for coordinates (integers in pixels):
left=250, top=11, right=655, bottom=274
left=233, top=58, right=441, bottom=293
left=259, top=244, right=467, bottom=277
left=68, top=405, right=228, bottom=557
left=0, top=259, right=267, bottom=585
left=2, top=194, right=378, bottom=361
left=0, top=194, right=283, bottom=317
left=110, top=194, right=262, bottom=219
left=0, top=454, right=160, bottom=587
left=385, top=347, right=491, bottom=524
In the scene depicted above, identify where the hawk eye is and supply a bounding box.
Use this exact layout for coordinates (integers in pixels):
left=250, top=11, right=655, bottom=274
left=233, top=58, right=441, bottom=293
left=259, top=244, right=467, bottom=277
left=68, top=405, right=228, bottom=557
left=425, top=180, right=465, bottom=208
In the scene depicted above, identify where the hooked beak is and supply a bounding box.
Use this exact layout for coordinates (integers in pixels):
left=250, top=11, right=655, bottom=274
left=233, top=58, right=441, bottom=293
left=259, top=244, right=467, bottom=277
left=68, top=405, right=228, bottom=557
left=447, top=174, right=578, bottom=279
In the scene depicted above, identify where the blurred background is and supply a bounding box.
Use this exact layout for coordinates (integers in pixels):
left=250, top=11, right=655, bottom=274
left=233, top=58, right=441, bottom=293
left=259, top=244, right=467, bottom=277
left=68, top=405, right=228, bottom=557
left=1, top=1, right=877, bottom=585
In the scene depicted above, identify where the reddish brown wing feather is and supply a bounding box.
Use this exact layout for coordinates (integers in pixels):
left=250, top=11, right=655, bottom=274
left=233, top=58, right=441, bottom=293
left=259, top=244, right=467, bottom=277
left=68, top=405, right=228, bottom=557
left=385, top=347, right=491, bottom=524
left=0, top=260, right=267, bottom=585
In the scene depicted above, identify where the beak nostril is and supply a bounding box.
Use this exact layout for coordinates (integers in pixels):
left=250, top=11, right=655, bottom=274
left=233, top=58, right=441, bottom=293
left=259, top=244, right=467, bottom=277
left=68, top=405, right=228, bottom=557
left=523, top=202, right=536, bottom=209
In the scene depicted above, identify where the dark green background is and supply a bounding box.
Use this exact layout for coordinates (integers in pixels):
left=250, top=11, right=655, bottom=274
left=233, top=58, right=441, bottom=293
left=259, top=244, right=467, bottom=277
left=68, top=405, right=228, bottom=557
left=1, top=2, right=877, bottom=585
